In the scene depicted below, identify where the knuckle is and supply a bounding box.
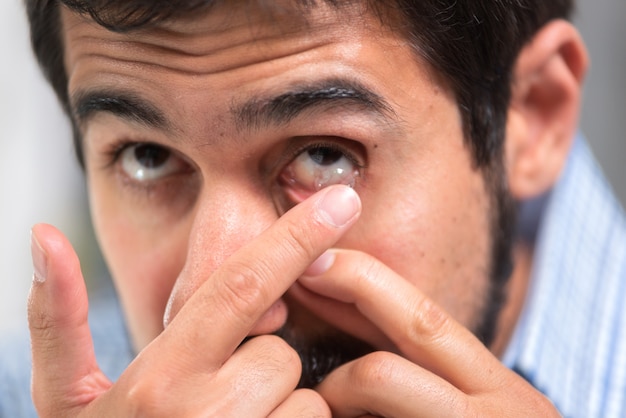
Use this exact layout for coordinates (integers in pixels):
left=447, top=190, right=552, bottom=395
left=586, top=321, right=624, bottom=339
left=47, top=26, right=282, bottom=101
left=27, top=288, right=85, bottom=343
left=290, top=389, right=332, bottom=418
left=348, top=351, right=402, bottom=390
left=453, top=394, right=477, bottom=418
left=280, top=216, right=321, bottom=263
left=27, top=292, right=55, bottom=335
left=27, top=306, right=56, bottom=338
left=213, top=205, right=333, bottom=324
left=354, top=255, right=385, bottom=286
left=403, top=295, right=452, bottom=349
left=123, top=372, right=175, bottom=417
left=214, top=214, right=326, bottom=322
left=217, top=261, right=271, bottom=321
left=231, top=336, right=302, bottom=399
left=250, top=335, right=301, bottom=372
left=27, top=301, right=72, bottom=349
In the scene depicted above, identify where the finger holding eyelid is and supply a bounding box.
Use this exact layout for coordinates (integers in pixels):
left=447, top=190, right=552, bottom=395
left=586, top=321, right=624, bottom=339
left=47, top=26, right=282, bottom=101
left=297, top=249, right=506, bottom=394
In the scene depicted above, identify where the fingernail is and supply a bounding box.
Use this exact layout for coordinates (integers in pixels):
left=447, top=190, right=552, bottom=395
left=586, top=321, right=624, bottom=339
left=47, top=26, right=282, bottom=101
left=31, top=230, right=47, bottom=283
left=316, top=186, right=360, bottom=228
left=304, top=251, right=336, bottom=276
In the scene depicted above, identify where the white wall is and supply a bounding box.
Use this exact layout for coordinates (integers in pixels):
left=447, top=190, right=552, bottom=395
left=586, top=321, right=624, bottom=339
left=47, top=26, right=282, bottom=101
left=574, top=0, right=626, bottom=205
left=0, top=0, right=92, bottom=333
left=1, top=0, right=624, bottom=332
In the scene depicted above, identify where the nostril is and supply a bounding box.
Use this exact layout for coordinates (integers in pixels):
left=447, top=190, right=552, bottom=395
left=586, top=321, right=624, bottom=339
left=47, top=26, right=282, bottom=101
left=162, top=269, right=201, bottom=329
left=162, top=280, right=187, bottom=328
left=162, top=293, right=177, bottom=329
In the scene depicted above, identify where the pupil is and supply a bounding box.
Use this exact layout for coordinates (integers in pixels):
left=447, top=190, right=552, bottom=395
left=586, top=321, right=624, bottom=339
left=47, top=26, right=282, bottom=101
left=308, top=147, right=342, bottom=166
left=135, top=145, right=169, bottom=168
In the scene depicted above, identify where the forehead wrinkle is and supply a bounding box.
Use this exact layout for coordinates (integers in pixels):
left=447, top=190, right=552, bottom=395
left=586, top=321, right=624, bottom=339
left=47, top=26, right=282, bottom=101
left=146, top=15, right=313, bottom=53
left=108, top=26, right=323, bottom=60
left=147, top=0, right=357, bottom=41
left=68, top=31, right=343, bottom=78
left=63, top=8, right=349, bottom=78
left=233, top=78, right=400, bottom=133
left=62, top=0, right=352, bottom=67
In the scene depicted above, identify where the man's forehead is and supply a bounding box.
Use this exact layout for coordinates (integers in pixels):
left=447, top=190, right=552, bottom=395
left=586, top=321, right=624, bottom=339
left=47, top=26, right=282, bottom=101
left=60, top=0, right=374, bottom=42
left=59, top=2, right=394, bottom=78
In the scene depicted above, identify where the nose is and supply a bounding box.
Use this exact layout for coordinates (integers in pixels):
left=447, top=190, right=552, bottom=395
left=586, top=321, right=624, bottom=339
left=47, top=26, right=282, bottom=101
left=163, top=181, right=279, bottom=327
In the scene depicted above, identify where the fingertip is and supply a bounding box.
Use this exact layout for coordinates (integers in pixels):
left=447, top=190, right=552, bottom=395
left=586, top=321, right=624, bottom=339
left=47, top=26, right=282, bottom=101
left=30, top=226, right=48, bottom=284
left=303, top=250, right=336, bottom=276
left=28, top=223, right=88, bottom=332
left=315, top=185, right=362, bottom=228
left=31, top=223, right=77, bottom=262
left=30, top=223, right=83, bottom=286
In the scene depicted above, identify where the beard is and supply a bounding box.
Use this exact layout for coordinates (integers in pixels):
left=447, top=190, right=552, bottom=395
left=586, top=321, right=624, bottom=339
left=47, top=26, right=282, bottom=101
left=471, top=159, right=516, bottom=347
left=275, top=324, right=375, bottom=389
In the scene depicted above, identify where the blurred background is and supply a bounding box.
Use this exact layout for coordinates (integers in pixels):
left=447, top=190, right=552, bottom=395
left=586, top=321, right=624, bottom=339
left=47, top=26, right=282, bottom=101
left=1, top=0, right=625, bottom=332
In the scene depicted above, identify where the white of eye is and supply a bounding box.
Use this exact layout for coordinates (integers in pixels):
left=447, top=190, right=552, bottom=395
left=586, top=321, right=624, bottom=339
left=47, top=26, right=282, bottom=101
left=284, top=146, right=359, bottom=192
left=120, top=143, right=187, bottom=181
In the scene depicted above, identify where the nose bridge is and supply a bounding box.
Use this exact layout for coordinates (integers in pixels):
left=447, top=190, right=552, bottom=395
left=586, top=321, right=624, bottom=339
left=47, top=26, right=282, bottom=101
left=195, top=184, right=274, bottom=267
left=165, top=180, right=278, bottom=324
left=191, top=177, right=280, bottom=276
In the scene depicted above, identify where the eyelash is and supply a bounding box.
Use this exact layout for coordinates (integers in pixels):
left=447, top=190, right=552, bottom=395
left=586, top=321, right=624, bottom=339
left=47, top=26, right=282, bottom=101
left=101, top=139, right=139, bottom=169
left=284, top=139, right=366, bottom=170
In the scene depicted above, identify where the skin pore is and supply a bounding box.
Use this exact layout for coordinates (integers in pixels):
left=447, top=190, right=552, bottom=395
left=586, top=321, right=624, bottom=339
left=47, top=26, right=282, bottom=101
left=62, top=0, right=518, bottom=386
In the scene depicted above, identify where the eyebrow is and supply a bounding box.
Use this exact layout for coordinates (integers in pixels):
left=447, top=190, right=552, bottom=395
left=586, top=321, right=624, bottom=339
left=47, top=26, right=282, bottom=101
left=70, top=78, right=398, bottom=138
left=233, top=78, right=398, bottom=132
left=71, top=91, right=170, bottom=131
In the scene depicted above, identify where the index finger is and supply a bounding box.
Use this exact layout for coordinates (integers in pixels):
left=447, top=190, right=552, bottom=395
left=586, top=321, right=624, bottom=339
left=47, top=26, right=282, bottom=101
left=154, top=185, right=361, bottom=372
left=296, top=249, right=508, bottom=394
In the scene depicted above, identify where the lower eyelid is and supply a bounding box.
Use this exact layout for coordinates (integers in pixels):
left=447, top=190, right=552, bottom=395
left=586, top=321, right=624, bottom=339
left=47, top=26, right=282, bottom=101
left=113, top=165, right=200, bottom=204
left=282, top=184, right=314, bottom=204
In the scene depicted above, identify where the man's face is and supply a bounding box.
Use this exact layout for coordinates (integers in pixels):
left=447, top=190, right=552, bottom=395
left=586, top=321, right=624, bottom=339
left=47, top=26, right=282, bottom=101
left=62, top=2, right=498, bottom=361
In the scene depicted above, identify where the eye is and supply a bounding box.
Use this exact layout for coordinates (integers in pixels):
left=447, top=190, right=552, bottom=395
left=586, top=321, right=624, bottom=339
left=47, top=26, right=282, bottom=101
left=120, top=143, right=189, bottom=181
left=280, top=143, right=361, bottom=197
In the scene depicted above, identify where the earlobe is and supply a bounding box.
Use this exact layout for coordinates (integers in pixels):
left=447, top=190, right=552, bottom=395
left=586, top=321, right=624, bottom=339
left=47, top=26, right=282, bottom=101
left=506, top=20, right=588, bottom=199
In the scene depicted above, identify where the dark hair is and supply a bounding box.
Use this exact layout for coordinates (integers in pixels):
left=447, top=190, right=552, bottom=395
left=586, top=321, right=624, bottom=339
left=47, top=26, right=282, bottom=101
left=25, top=0, right=573, bottom=167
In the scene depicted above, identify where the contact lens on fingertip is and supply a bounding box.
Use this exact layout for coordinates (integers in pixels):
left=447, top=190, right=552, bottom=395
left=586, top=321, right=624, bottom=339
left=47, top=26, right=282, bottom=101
left=313, top=166, right=359, bottom=191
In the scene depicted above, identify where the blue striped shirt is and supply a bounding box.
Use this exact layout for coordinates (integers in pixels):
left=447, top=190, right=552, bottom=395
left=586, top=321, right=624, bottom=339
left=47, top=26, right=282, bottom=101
left=503, top=135, right=626, bottom=417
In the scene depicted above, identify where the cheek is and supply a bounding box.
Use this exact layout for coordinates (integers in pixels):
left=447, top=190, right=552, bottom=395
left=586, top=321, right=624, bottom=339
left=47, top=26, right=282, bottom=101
left=89, top=182, right=189, bottom=350
left=343, top=151, right=492, bottom=327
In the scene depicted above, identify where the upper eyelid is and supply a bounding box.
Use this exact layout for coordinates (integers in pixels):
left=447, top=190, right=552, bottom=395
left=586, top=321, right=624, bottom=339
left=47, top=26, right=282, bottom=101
left=284, top=137, right=367, bottom=166
left=259, top=137, right=365, bottom=180
left=289, top=141, right=365, bottom=169
left=102, top=140, right=186, bottom=170
left=99, top=139, right=139, bottom=170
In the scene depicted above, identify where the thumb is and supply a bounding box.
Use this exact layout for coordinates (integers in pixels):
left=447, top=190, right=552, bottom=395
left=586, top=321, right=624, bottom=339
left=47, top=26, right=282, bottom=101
left=28, top=223, right=111, bottom=417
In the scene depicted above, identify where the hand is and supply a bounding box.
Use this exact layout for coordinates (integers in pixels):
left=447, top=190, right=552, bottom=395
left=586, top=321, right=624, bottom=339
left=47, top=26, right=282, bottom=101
left=292, top=250, right=560, bottom=417
left=27, top=185, right=360, bottom=417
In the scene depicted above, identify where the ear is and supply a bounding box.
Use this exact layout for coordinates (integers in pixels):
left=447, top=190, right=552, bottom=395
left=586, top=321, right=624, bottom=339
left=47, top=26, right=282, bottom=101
left=505, top=20, right=588, bottom=199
